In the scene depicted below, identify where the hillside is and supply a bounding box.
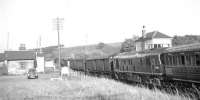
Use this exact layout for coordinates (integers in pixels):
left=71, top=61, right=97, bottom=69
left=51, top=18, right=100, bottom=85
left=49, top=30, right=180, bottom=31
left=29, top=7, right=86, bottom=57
left=50, top=42, right=121, bottom=59
left=172, top=35, right=200, bottom=46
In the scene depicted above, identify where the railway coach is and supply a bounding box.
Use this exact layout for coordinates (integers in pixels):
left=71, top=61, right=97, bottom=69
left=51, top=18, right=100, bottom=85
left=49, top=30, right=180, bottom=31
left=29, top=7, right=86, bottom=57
left=160, top=43, right=200, bottom=86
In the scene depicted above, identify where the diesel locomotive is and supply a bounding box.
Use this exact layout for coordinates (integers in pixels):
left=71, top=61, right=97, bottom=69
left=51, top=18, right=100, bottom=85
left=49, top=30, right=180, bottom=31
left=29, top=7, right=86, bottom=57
left=67, top=43, right=200, bottom=94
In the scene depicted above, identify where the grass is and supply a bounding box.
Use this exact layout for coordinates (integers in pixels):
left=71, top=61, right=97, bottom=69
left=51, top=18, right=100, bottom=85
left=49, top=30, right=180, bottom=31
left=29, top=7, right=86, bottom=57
left=0, top=70, right=195, bottom=100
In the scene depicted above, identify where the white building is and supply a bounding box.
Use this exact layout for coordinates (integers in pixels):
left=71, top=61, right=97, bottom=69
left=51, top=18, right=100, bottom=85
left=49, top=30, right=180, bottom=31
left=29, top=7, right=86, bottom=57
left=36, top=56, right=45, bottom=73
left=4, top=51, right=36, bottom=75
left=135, top=31, right=172, bottom=51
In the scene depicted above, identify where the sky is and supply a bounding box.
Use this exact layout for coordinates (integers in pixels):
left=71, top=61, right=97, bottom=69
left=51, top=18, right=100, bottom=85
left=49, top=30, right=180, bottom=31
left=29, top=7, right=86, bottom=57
left=0, top=0, right=200, bottom=52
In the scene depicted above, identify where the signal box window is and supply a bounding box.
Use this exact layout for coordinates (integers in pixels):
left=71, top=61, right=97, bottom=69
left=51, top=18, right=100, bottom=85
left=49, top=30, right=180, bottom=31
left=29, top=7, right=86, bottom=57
left=158, top=44, right=161, bottom=48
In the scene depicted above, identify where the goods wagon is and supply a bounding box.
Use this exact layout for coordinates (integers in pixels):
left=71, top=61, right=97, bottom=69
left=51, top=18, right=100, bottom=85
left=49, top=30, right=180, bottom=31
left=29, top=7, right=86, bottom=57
left=70, top=59, right=85, bottom=71
left=85, top=57, right=113, bottom=77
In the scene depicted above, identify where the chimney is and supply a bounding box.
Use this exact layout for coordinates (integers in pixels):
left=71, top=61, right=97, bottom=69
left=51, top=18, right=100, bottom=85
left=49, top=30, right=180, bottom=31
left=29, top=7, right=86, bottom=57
left=141, top=25, right=146, bottom=51
left=19, top=44, right=26, bottom=50
left=142, top=25, right=146, bottom=38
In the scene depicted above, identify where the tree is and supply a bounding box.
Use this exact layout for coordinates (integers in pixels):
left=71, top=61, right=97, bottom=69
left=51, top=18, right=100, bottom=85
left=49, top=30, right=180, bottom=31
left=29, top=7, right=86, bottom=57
left=96, top=42, right=106, bottom=49
left=172, top=35, right=200, bottom=46
left=120, top=35, right=139, bottom=53
left=120, top=39, right=135, bottom=52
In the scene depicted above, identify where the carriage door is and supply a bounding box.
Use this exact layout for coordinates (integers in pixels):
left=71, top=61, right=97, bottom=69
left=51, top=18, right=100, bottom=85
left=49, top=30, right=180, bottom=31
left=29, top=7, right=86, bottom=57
left=151, top=55, right=161, bottom=74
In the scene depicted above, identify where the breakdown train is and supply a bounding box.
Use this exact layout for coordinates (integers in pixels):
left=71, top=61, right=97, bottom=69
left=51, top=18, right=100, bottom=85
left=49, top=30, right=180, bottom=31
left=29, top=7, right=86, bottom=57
left=66, top=43, right=200, bottom=91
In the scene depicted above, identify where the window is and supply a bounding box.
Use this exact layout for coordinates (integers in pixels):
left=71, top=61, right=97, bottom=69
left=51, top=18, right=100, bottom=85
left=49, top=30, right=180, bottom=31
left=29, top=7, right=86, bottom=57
left=186, top=55, right=191, bottom=65
left=164, top=55, right=168, bottom=65
left=172, top=56, right=177, bottom=65
left=146, top=57, right=151, bottom=65
left=151, top=58, right=156, bottom=65
left=150, top=44, right=153, bottom=48
left=116, top=59, right=119, bottom=69
left=158, top=44, right=161, bottom=48
left=133, top=65, right=135, bottom=71
left=177, top=55, right=185, bottom=65
left=20, top=62, right=26, bottom=69
left=124, top=60, right=126, bottom=65
left=168, top=56, right=172, bottom=65
left=196, top=55, right=200, bottom=66
left=154, top=44, right=157, bottom=48
left=191, top=55, right=196, bottom=66
left=181, top=55, right=185, bottom=65
left=129, top=59, right=132, bottom=65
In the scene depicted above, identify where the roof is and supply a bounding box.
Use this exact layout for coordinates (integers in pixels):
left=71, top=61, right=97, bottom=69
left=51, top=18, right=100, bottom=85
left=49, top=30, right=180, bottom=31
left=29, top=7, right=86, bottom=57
left=135, top=31, right=171, bottom=42
left=0, top=53, right=5, bottom=61
left=166, top=43, right=200, bottom=53
left=5, top=51, right=36, bottom=61
left=114, top=48, right=167, bottom=59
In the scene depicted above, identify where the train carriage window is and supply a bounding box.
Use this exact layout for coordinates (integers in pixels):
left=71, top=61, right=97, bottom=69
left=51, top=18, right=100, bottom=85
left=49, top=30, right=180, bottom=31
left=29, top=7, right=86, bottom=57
left=167, top=55, right=170, bottom=65
left=164, top=55, right=168, bottom=65
left=155, top=56, right=160, bottom=65
left=196, top=55, right=200, bottom=66
left=116, top=59, right=119, bottom=69
left=124, top=60, right=126, bottom=65
left=158, top=44, right=161, bottom=48
left=176, top=56, right=178, bottom=65
left=151, top=58, right=156, bottom=65
left=186, top=55, right=191, bottom=66
left=166, top=56, right=169, bottom=65
left=140, top=58, right=143, bottom=65
left=154, top=44, right=158, bottom=48
left=191, top=55, right=196, bottom=66
left=129, top=59, right=132, bottom=65
left=177, top=55, right=185, bottom=65
left=146, top=57, right=151, bottom=65
left=178, top=56, right=181, bottom=65
left=168, top=55, right=173, bottom=65
left=181, top=55, right=185, bottom=65
left=172, top=56, right=177, bottom=65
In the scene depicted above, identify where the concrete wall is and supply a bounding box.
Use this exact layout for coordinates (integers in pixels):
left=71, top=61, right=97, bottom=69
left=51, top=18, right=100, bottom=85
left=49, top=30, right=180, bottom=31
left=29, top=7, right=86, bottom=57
left=7, top=60, right=34, bottom=75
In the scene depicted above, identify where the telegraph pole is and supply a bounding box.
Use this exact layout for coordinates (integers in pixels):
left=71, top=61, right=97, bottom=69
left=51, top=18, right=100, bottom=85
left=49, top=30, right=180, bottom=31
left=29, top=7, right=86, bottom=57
left=39, top=35, right=42, bottom=53
left=53, top=17, right=64, bottom=71
left=7, top=32, right=9, bottom=50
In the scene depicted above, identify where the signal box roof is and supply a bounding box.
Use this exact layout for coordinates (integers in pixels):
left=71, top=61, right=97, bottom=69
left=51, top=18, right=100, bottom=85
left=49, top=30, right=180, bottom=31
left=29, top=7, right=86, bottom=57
left=5, top=51, right=35, bottom=61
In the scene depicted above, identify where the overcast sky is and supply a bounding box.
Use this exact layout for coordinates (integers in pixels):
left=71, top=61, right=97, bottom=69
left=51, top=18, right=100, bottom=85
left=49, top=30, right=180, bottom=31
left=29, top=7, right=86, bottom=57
left=0, top=0, right=200, bottom=51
